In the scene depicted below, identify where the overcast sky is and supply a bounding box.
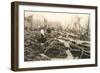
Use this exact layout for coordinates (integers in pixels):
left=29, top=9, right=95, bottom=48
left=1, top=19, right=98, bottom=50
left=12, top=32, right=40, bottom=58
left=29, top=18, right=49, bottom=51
left=25, top=11, right=90, bottom=28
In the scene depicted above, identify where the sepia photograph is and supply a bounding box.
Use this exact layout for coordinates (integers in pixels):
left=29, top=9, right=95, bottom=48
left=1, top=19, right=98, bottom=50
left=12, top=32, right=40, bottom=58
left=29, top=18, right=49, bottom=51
left=24, top=11, right=90, bottom=61
left=11, top=2, right=97, bottom=71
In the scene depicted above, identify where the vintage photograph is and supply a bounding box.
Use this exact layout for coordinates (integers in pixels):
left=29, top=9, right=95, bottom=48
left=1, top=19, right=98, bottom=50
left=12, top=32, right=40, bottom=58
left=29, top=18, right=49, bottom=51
left=24, top=11, right=90, bottom=61
left=11, top=2, right=97, bottom=71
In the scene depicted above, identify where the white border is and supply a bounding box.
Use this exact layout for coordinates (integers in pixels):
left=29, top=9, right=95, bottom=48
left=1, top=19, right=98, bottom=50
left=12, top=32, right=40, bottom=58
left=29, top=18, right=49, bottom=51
left=18, top=5, right=96, bottom=68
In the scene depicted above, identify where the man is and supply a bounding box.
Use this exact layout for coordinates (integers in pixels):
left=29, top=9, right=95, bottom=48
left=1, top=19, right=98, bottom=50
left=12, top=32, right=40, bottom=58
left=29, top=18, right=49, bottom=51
left=38, top=28, right=47, bottom=44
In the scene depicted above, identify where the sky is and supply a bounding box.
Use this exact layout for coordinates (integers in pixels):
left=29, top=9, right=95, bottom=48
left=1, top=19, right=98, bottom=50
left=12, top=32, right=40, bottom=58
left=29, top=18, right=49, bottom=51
left=25, top=11, right=90, bottom=28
